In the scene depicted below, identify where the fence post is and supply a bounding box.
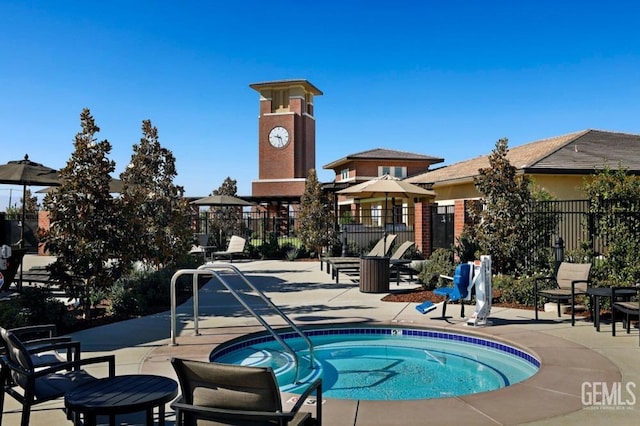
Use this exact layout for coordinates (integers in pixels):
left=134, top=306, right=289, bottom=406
left=554, top=236, right=564, bottom=273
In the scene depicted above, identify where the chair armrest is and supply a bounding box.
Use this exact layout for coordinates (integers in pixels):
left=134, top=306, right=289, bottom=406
left=570, top=279, right=591, bottom=293
left=612, top=286, right=640, bottom=300
left=9, top=324, right=58, bottom=340
left=26, top=340, right=81, bottom=364
left=534, top=275, right=558, bottom=291
left=171, top=401, right=297, bottom=423
left=289, top=377, right=322, bottom=424
left=439, top=274, right=453, bottom=282
left=30, top=354, right=116, bottom=379
left=22, top=337, right=72, bottom=350
left=290, top=378, right=322, bottom=412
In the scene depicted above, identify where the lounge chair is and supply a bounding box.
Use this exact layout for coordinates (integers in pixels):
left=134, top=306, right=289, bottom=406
left=332, top=240, right=415, bottom=284
left=171, top=358, right=322, bottom=426
left=534, top=262, right=592, bottom=326
left=416, top=262, right=474, bottom=319
left=324, top=235, right=398, bottom=283
left=0, top=328, right=115, bottom=426
left=611, top=286, right=640, bottom=345
left=211, top=235, right=246, bottom=262
left=321, top=234, right=397, bottom=273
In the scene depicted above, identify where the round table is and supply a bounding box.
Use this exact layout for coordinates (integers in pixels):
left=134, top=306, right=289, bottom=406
left=65, top=374, right=178, bottom=426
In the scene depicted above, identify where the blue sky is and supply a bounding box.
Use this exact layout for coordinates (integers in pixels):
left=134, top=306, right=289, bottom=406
left=1, top=0, right=639, bottom=209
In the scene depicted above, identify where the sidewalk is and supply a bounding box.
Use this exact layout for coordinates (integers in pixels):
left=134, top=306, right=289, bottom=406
left=2, top=257, right=639, bottom=425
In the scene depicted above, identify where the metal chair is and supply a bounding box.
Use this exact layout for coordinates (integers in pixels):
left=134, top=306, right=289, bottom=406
left=171, top=358, right=322, bottom=426
left=0, top=328, right=115, bottom=426
left=611, top=286, right=640, bottom=345
left=534, top=262, right=592, bottom=326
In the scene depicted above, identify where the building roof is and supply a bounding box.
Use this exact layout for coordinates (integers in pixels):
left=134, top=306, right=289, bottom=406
left=323, top=148, right=444, bottom=170
left=249, top=79, right=323, bottom=96
left=406, top=129, right=640, bottom=186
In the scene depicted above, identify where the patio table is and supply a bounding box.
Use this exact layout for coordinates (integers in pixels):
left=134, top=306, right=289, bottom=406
left=65, top=374, right=178, bottom=426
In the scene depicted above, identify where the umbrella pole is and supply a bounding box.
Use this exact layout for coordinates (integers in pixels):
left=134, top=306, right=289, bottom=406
left=19, top=184, right=26, bottom=290
left=383, top=193, right=388, bottom=254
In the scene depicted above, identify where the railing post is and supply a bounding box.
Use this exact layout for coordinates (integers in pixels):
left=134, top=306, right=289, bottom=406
left=554, top=236, right=564, bottom=273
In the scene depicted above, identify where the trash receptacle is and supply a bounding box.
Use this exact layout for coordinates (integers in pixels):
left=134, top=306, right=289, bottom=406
left=359, top=256, right=390, bottom=293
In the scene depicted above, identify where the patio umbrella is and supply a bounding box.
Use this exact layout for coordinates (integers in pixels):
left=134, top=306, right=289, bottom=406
left=191, top=194, right=255, bottom=207
left=0, top=154, right=60, bottom=291
left=0, top=154, right=61, bottom=248
left=337, top=174, right=436, bottom=252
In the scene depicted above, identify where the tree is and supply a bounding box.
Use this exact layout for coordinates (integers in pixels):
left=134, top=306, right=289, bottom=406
left=469, top=138, right=534, bottom=274
left=207, top=177, right=244, bottom=249
left=40, top=108, right=120, bottom=318
left=118, top=119, right=193, bottom=268
left=581, top=163, right=640, bottom=283
left=5, top=189, right=37, bottom=220
left=298, top=169, right=335, bottom=257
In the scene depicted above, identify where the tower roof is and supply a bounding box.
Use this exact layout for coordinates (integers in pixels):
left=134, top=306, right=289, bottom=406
left=249, top=79, right=323, bottom=96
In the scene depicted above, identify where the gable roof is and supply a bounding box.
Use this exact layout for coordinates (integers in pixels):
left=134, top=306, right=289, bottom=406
left=323, top=148, right=443, bottom=170
left=406, top=129, right=640, bottom=186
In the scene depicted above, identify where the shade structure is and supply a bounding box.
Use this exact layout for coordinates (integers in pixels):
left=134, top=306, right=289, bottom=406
left=0, top=154, right=61, bottom=291
left=336, top=174, right=436, bottom=200
left=0, top=154, right=61, bottom=247
left=337, top=174, right=436, bottom=252
left=191, top=194, right=255, bottom=207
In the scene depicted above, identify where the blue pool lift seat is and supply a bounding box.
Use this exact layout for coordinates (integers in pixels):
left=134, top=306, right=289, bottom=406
left=416, top=263, right=474, bottom=319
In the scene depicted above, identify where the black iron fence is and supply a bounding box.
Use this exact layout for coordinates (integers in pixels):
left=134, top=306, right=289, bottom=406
left=194, top=207, right=417, bottom=257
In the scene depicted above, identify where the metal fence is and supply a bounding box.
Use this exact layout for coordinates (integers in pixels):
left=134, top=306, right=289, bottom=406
left=194, top=207, right=416, bottom=257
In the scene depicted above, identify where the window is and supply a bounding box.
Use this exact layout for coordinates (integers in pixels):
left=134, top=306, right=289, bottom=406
left=341, top=168, right=349, bottom=180
left=378, top=166, right=406, bottom=178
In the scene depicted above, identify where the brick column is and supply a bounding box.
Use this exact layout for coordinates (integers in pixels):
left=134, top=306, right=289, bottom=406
left=414, top=201, right=432, bottom=257
left=454, top=199, right=466, bottom=243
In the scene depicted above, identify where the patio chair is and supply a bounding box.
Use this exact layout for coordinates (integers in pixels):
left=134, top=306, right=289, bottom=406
left=534, top=262, right=592, bottom=326
left=0, top=329, right=116, bottom=426
left=324, top=234, right=398, bottom=282
left=211, top=235, right=247, bottom=262
left=332, top=239, right=415, bottom=284
left=0, top=324, right=79, bottom=370
left=171, top=358, right=322, bottom=426
left=611, top=286, right=640, bottom=346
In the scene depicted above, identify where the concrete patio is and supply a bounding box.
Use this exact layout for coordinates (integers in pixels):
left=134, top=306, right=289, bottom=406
left=2, top=256, right=638, bottom=425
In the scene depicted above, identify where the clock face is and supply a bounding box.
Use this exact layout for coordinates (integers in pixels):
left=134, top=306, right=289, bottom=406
left=268, top=126, right=289, bottom=148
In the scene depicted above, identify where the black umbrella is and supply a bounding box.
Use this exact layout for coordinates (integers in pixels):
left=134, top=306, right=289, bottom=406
left=0, top=154, right=60, bottom=290
left=0, top=154, right=61, bottom=246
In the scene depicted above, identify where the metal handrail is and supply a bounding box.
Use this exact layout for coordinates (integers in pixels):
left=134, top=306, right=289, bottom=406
left=169, top=263, right=314, bottom=383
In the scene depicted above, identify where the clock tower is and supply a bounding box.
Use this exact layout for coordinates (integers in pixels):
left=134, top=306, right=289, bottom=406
left=250, top=79, right=323, bottom=198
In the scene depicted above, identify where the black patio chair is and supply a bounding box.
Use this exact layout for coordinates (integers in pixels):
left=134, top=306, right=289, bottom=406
left=0, top=328, right=115, bottom=426
left=611, top=286, right=640, bottom=346
left=171, top=358, right=322, bottom=426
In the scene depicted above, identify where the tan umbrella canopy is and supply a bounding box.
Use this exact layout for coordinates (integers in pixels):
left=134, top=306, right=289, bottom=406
left=337, top=174, right=435, bottom=200
left=0, top=154, right=61, bottom=248
left=337, top=174, right=436, bottom=252
left=191, top=194, right=255, bottom=207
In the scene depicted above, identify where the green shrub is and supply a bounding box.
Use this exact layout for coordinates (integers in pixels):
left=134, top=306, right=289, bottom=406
left=418, top=248, right=455, bottom=290
left=0, top=287, right=73, bottom=329
left=493, top=274, right=542, bottom=306
left=108, top=279, right=139, bottom=317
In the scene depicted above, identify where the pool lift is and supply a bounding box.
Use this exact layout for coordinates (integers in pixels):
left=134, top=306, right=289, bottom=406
left=169, top=263, right=315, bottom=384
left=415, top=255, right=492, bottom=327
